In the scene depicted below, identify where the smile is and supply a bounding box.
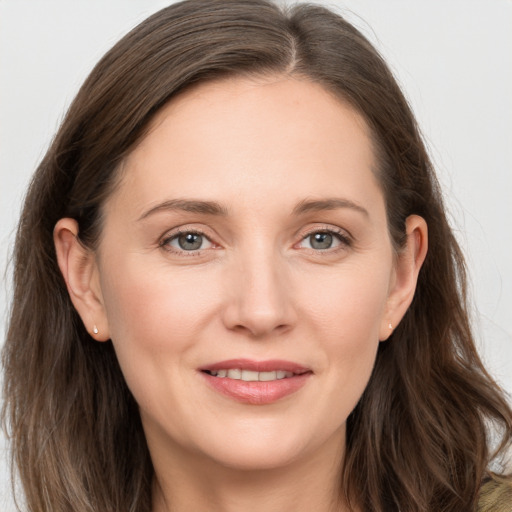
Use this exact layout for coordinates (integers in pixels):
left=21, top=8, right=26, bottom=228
left=204, top=369, right=297, bottom=381
left=200, top=359, right=312, bottom=404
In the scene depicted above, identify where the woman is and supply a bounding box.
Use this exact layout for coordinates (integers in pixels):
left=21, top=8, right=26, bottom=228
left=2, top=1, right=511, bottom=510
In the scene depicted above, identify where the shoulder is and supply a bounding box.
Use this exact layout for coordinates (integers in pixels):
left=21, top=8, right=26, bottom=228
left=477, top=475, right=512, bottom=512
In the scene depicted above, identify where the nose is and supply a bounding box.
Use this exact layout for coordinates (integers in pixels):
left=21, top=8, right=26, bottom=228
left=221, top=247, right=297, bottom=338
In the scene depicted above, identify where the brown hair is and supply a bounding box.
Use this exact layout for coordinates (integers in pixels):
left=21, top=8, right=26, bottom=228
left=2, top=1, right=511, bottom=510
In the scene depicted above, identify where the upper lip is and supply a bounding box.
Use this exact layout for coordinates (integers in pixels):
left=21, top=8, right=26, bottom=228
left=199, top=358, right=311, bottom=374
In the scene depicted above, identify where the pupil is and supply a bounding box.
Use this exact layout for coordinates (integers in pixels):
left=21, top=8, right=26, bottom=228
left=311, top=232, right=332, bottom=250
left=178, top=233, right=202, bottom=250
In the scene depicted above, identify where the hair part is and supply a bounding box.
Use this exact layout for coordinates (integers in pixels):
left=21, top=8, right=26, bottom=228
left=3, top=1, right=511, bottom=511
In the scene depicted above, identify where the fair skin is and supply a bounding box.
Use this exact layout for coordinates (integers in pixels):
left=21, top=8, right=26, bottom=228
left=54, top=76, right=427, bottom=512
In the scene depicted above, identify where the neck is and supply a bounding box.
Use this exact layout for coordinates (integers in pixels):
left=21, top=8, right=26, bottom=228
left=150, top=430, right=351, bottom=512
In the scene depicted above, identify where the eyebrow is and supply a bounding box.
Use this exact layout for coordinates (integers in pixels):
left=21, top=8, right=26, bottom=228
left=138, top=199, right=228, bottom=221
left=137, top=196, right=369, bottom=221
left=292, top=198, right=369, bottom=217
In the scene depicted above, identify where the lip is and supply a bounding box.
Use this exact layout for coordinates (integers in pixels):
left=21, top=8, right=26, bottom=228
left=199, top=358, right=310, bottom=374
left=199, top=359, right=312, bottom=405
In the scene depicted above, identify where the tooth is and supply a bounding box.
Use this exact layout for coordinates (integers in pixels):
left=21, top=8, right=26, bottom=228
left=241, top=370, right=259, bottom=382
left=211, top=369, right=296, bottom=381
left=227, top=369, right=242, bottom=379
left=259, top=371, right=277, bottom=381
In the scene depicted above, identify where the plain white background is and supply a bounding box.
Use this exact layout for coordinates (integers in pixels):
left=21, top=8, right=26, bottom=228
left=1, top=1, right=511, bottom=509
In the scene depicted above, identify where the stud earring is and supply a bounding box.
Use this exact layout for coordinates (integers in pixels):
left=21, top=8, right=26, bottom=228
left=93, top=325, right=99, bottom=335
left=388, top=323, right=393, bottom=330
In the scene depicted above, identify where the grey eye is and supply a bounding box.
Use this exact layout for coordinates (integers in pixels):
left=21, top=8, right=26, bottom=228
left=165, top=232, right=213, bottom=252
left=309, top=232, right=334, bottom=250
left=177, top=233, right=204, bottom=251
left=298, top=230, right=347, bottom=251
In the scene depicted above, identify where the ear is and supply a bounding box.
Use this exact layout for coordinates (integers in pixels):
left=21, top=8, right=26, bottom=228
left=54, top=218, right=110, bottom=341
left=379, top=214, right=428, bottom=341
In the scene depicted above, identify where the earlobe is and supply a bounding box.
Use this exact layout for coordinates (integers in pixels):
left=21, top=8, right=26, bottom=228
left=379, top=215, right=428, bottom=341
left=53, top=218, right=110, bottom=341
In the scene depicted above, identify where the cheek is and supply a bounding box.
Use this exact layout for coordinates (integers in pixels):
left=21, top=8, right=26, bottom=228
left=98, top=257, right=225, bottom=420
left=296, top=259, right=390, bottom=402
left=299, top=258, right=391, bottom=340
left=101, top=257, right=214, bottom=345
left=98, top=256, right=222, bottom=401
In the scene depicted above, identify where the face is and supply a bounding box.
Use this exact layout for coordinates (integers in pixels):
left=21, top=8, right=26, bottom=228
left=86, top=77, right=405, bottom=471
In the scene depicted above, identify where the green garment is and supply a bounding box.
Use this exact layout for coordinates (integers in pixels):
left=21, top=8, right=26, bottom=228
left=477, top=476, right=512, bottom=512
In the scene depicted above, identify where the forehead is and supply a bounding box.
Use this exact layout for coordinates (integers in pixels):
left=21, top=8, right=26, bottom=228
left=109, top=75, right=382, bottom=218
left=144, top=74, right=373, bottom=157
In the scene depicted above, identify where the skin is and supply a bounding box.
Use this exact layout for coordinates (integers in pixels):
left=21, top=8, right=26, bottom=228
left=54, top=76, right=427, bottom=512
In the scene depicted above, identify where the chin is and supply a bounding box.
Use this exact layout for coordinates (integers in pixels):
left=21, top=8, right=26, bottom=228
left=204, top=442, right=308, bottom=472
left=190, top=418, right=342, bottom=472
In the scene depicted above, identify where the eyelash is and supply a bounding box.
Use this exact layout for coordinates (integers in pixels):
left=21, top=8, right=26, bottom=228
left=159, top=226, right=352, bottom=256
left=159, top=228, right=215, bottom=256
left=297, top=226, right=353, bottom=253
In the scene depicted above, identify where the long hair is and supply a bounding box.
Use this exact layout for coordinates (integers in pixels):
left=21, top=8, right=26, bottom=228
left=2, top=1, right=511, bottom=510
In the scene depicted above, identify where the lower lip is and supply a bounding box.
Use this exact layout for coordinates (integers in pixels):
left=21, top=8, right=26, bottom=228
left=201, top=372, right=311, bottom=405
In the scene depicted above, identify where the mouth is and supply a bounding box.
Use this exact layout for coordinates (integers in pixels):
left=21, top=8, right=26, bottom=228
left=203, top=368, right=307, bottom=381
left=199, top=359, right=312, bottom=404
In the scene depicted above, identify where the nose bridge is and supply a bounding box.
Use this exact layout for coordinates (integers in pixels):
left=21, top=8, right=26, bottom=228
left=222, top=237, right=296, bottom=337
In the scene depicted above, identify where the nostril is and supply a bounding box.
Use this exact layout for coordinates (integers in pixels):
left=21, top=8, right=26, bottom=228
left=220, top=281, right=298, bottom=337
